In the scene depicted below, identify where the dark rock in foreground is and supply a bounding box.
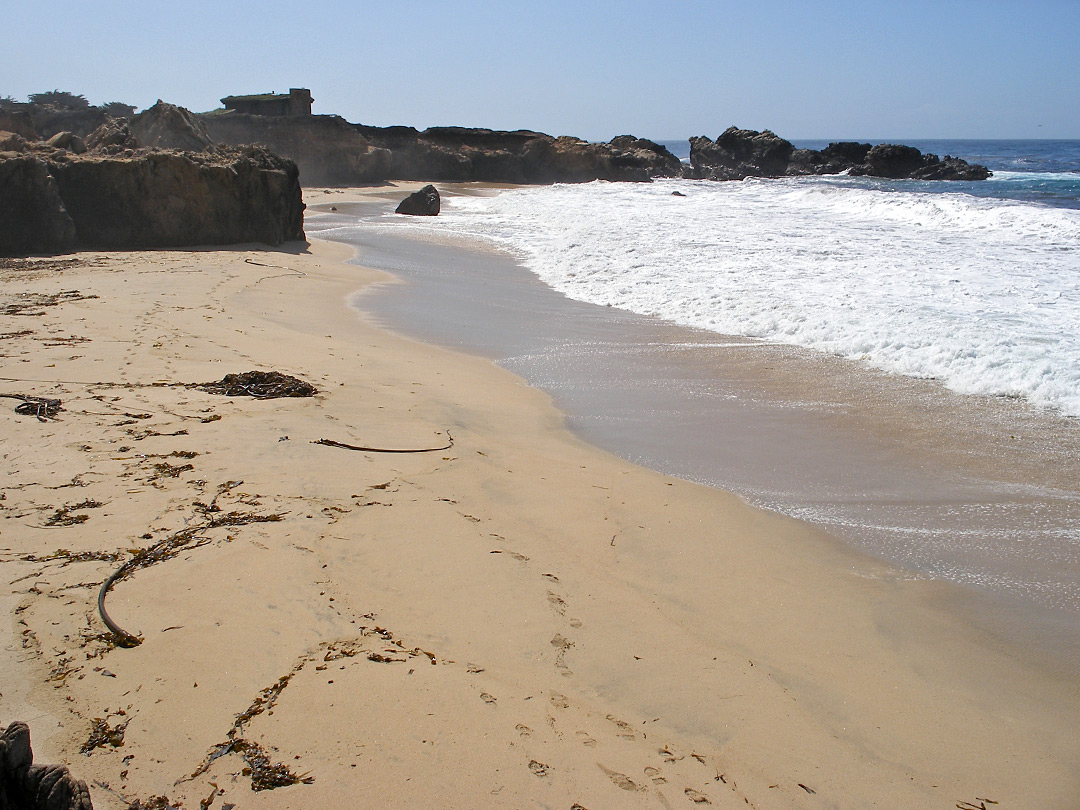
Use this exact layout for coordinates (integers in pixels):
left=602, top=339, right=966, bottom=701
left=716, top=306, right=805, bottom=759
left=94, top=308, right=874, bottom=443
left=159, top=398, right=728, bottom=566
left=1, top=136, right=305, bottom=255
left=692, top=126, right=990, bottom=181
left=0, top=721, right=94, bottom=810
left=395, top=184, right=441, bottom=216
left=0, top=154, right=78, bottom=254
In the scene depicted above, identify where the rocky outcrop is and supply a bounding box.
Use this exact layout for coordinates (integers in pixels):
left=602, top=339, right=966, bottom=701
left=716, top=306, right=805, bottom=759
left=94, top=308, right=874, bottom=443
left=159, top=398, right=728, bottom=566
left=354, top=125, right=685, bottom=184
left=0, top=721, right=93, bottom=810
left=129, top=101, right=213, bottom=151
left=23, top=107, right=109, bottom=141
left=44, top=132, right=87, bottom=154
left=201, top=112, right=391, bottom=186
left=0, top=153, right=77, bottom=254
left=84, top=120, right=138, bottom=151
left=395, top=184, right=440, bottom=216
left=0, top=109, right=37, bottom=139
left=1, top=138, right=305, bottom=255
left=692, top=126, right=990, bottom=181
left=202, top=112, right=683, bottom=185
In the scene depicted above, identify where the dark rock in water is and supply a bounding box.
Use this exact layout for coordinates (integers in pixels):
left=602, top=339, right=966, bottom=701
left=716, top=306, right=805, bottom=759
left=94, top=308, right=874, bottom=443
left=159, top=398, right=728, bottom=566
left=0, top=155, right=77, bottom=254
left=396, top=184, right=441, bottom=216
left=1, top=141, right=305, bottom=255
left=849, top=143, right=991, bottom=180
left=855, top=143, right=926, bottom=178
left=671, top=190, right=686, bottom=196
left=130, top=101, right=213, bottom=151
left=690, top=127, right=795, bottom=179
left=1, top=721, right=94, bottom=810
left=691, top=127, right=990, bottom=181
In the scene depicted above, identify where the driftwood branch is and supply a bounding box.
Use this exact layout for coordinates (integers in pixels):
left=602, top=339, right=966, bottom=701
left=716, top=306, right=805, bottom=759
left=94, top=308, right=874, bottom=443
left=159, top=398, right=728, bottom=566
left=313, top=432, right=453, bottom=454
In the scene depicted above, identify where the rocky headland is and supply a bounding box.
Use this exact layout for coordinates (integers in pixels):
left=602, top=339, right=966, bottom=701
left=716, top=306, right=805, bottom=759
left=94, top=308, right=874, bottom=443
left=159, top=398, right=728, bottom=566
left=2, top=90, right=992, bottom=256
left=197, top=101, right=988, bottom=185
left=690, top=126, right=991, bottom=180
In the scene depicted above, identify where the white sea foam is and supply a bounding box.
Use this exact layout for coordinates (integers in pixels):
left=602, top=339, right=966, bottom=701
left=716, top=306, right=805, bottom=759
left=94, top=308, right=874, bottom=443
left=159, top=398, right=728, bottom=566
left=383, top=178, right=1080, bottom=416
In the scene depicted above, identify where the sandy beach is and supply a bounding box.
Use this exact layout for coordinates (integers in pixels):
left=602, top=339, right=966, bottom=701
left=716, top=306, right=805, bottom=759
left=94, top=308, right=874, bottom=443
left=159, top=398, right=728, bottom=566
left=2, top=186, right=1079, bottom=809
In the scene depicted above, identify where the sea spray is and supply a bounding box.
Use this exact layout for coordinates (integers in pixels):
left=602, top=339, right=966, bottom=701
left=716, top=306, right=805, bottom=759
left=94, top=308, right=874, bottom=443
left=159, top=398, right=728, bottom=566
left=377, top=174, right=1080, bottom=416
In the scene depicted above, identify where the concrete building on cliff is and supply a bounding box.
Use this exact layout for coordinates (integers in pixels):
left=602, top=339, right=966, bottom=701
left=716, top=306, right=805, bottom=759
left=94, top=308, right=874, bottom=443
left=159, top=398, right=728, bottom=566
left=220, top=88, right=313, bottom=116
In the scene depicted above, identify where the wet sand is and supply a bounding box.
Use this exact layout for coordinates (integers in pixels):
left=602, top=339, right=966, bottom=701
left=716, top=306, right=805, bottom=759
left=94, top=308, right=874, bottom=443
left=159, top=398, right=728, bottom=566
left=310, top=184, right=1080, bottom=677
left=1, top=192, right=1077, bottom=809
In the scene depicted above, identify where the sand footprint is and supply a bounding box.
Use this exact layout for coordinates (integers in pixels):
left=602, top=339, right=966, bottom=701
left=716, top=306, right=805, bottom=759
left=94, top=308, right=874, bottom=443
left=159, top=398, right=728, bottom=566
left=550, top=634, right=575, bottom=676
left=598, top=764, right=644, bottom=792
left=684, top=788, right=711, bottom=804
left=528, top=760, right=550, bottom=777
left=575, top=730, right=597, bottom=748
left=644, top=765, right=667, bottom=785
left=515, top=723, right=532, bottom=738
left=606, top=714, right=636, bottom=740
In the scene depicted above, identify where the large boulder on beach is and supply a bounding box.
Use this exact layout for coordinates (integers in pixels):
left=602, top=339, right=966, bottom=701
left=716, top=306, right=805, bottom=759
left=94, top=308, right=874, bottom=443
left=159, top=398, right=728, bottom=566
left=1, top=721, right=94, bottom=810
left=395, top=184, right=440, bottom=216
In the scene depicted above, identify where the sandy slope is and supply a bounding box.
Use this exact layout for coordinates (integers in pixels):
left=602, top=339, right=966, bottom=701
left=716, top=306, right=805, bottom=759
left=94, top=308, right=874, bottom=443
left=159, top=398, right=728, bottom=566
left=1, top=221, right=1077, bottom=810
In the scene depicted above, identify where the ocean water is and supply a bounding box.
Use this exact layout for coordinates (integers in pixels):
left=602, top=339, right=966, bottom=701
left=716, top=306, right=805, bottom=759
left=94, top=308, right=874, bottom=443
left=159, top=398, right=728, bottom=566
left=384, top=140, right=1080, bottom=417
left=309, top=140, right=1080, bottom=666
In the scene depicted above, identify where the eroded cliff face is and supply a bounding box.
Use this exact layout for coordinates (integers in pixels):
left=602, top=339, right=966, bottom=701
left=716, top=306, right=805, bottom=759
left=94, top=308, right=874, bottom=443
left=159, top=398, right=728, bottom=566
left=354, top=125, right=685, bottom=184
left=200, top=113, right=685, bottom=185
left=0, top=134, right=305, bottom=255
left=201, top=113, right=391, bottom=186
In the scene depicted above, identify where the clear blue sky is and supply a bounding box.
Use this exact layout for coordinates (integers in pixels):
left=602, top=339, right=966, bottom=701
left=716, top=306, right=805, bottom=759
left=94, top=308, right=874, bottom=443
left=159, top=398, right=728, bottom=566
left=3, top=0, right=1077, bottom=140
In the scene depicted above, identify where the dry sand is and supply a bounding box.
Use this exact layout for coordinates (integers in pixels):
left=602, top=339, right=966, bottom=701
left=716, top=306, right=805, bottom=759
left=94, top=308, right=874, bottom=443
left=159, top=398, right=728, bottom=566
left=2, top=194, right=1078, bottom=809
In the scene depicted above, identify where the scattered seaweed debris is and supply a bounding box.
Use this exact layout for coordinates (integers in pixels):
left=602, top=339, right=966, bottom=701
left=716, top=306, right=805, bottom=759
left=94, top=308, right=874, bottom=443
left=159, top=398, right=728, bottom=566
left=127, top=796, right=182, bottom=810
left=81, top=714, right=130, bottom=754
left=44, top=500, right=104, bottom=527
left=1, top=393, right=63, bottom=421
left=1, top=290, right=99, bottom=316
left=147, top=462, right=195, bottom=486
left=19, top=546, right=122, bottom=567
left=189, top=668, right=312, bottom=792
left=233, top=739, right=313, bottom=791
left=198, top=371, right=317, bottom=399
left=97, top=483, right=284, bottom=647
left=0, top=257, right=90, bottom=273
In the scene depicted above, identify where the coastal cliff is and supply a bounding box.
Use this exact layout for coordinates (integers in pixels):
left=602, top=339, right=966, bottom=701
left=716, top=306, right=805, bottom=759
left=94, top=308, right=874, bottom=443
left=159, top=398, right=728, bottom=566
left=0, top=126, right=304, bottom=256
left=200, top=112, right=685, bottom=185
left=201, top=112, right=391, bottom=186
